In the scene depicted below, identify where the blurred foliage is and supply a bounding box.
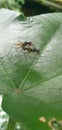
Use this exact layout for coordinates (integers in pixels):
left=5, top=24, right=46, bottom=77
left=39, top=0, right=62, bottom=10
left=0, top=0, right=55, bottom=16
left=0, top=0, right=62, bottom=13
left=0, top=0, right=25, bottom=11
left=0, top=96, right=8, bottom=130
left=0, top=96, right=23, bottom=130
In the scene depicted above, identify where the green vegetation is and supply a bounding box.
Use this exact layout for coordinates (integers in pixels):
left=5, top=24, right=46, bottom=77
left=0, top=1, right=62, bottom=130
left=0, top=0, right=25, bottom=11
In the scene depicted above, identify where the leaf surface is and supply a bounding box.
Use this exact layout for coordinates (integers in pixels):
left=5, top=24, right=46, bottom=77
left=0, top=9, right=62, bottom=130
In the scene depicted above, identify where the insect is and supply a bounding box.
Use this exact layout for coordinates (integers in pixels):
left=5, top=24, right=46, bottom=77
left=14, top=41, right=32, bottom=49
left=26, top=47, right=40, bottom=54
left=15, top=41, right=40, bottom=54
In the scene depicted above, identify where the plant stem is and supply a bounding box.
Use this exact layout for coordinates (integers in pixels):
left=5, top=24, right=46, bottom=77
left=6, top=117, right=16, bottom=130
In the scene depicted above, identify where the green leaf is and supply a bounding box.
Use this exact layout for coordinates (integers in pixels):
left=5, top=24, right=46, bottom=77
left=0, top=9, right=62, bottom=130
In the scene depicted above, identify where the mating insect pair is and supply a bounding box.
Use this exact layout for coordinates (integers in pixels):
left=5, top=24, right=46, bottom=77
left=14, top=41, right=40, bottom=54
